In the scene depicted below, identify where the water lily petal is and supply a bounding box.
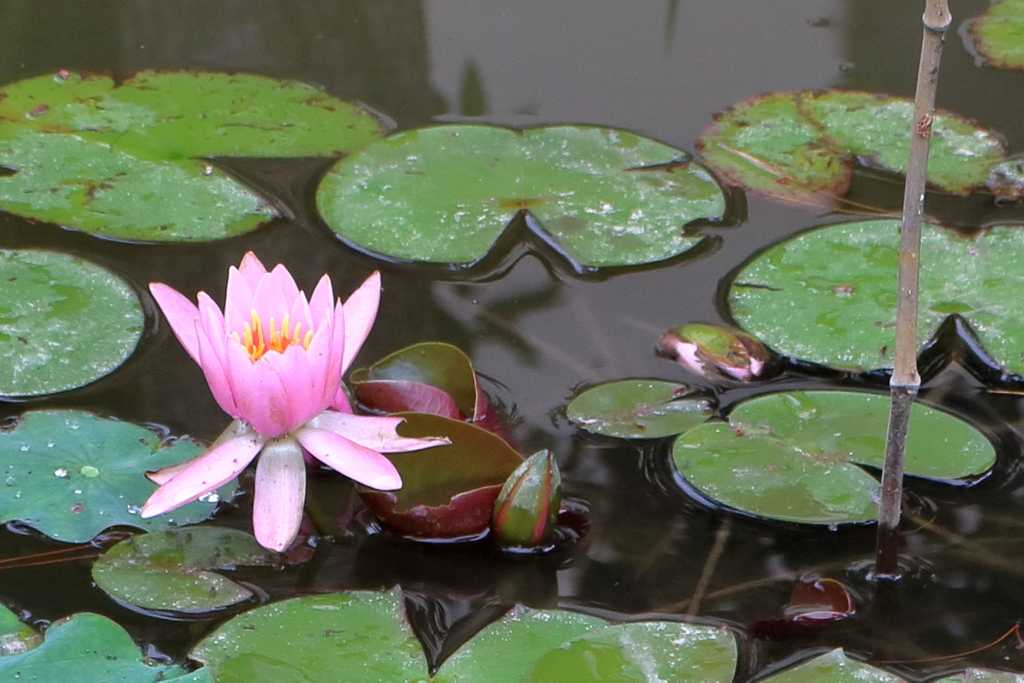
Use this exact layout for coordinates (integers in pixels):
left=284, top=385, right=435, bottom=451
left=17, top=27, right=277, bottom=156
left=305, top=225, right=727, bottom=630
left=225, top=341, right=294, bottom=437
left=224, top=262, right=257, bottom=328
left=250, top=267, right=295, bottom=336
left=309, top=411, right=449, bottom=452
left=196, top=292, right=228, bottom=360
left=331, top=388, right=353, bottom=412
left=150, top=283, right=201, bottom=363
left=146, top=420, right=252, bottom=485
left=260, top=342, right=323, bottom=428
left=307, top=274, right=334, bottom=329
left=253, top=438, right=307, bottom=552
left=341, top=271, right=381, bottom=374
left=196, top=323, right=240, bottom=417
left=236, top=251, right=268, bottom=291
left=141, top=432, right=264, bottom=518
left=296, top=426, right=402, bottom=490
left=302, top=319, right=337, bottom=410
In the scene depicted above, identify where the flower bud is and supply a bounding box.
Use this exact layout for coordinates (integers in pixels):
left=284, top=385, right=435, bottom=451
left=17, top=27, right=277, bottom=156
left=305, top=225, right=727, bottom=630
left=658, top=323, right=769, bottom=381
left=492, top=450, right=561, bottom=549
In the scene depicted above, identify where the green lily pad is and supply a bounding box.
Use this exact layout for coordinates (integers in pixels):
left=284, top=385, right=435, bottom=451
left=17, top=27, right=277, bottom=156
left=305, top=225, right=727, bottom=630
left=91, top=527, right=274, bottom=613
left=0, top=70, right=383, bottom=160
left=728, top=219, right=1024, bottom=374
left=671, top=391, right=995, bottom=525
left=0, top=126, right=272, bottom=241
left=356, top=413, right=524, bottom=539
left=763, top=649, right=902, bottom=682
left=190, top=589, right=427, bottom=683
left=567, top=380, right=711, bottom=439
left=0, top=603, right=42, bottom=656
left=0, top=612, right=192, bottom=682
left=970, top=0, right=1024, bottom=70
left=0, top=249, right=143, bottom=397
left=318, top=124, right=726, bottom=271
left=0, top=70, right=382, bottom=241
left=697, top=91, right=1007, bottom=204
left=522, top=621, right=737, bottom=682
left=0, top=410, right=230, bottom=543
left=191, top=589, right=738, bottom=682
left=437, top=607, right=607, bottom=680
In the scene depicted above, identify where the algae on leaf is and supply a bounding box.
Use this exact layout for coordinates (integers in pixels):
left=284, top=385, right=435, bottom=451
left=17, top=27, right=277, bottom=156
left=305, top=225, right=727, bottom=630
left=698, top=90, right=1007, bottom=205
left=969, top=0, right=1024, bottom=70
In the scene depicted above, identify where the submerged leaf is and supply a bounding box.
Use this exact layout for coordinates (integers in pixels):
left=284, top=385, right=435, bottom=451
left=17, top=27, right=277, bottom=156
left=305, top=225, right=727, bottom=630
left=318, top=124, right=725, bottom=271
left=0, top=249, right=143, bottom=396
left=672, top=391, right=994, bottom=525
left=92, top=527, right=274, bottom=613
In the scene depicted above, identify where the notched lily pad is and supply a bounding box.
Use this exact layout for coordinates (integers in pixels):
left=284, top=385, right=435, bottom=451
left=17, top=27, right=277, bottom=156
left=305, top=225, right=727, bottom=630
left=698, top=90, right=1007, bottom=205
left=567, top=379, right=711, bottom=439
left=0, top=410, right=230, bottom=542
left=92, top=527, right=274, bottom=613
left=191, top=588, right=738, bottom=682
left=671, top=391, right=995, bottom=525
left=0, top=611, right=193, bottom=681
left=0, top=70, right=383, bottom=241
left=356, top=413, right=524, bottom=539
left=0, top=249, right=143, bottom=396
left=318, top=124, right=726, bottom=272
left=969, top=0, right=1024, bottom=70
left=728, top=219, right=1024, bottom=375
left=190, top=589, right=426, bottom=683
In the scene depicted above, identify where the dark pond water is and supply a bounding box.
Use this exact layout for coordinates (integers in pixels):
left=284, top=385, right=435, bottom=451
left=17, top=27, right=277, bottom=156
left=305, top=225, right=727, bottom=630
left=4, top=0, right=1024, bottom=680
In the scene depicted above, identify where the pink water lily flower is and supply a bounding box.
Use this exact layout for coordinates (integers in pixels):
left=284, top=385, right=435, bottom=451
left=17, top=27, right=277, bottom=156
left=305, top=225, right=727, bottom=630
left=142, top=252, right=445, bottom=551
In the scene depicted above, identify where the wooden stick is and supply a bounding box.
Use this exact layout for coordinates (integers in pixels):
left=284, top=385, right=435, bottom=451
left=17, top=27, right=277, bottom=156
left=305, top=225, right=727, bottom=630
left=875, top=0, right=951, bottom=579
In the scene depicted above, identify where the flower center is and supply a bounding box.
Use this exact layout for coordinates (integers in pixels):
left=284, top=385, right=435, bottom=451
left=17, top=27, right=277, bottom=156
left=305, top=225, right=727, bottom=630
left=233, top=310, right=313, bottom=362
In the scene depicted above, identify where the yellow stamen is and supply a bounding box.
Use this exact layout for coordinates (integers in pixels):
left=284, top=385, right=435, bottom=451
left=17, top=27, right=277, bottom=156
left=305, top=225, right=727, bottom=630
left=237, top=309, right=313, bottom=361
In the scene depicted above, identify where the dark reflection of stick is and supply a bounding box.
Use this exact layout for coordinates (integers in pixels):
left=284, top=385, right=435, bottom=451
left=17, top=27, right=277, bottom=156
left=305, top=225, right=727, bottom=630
left=687, top=517, right=731, bottom=616
left=876, top=0, right=951, bottom=580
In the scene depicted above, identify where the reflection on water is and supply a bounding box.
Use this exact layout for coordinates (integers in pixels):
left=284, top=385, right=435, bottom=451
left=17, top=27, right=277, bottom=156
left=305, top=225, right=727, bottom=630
left=2, top=0, right=1024, bottom=679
